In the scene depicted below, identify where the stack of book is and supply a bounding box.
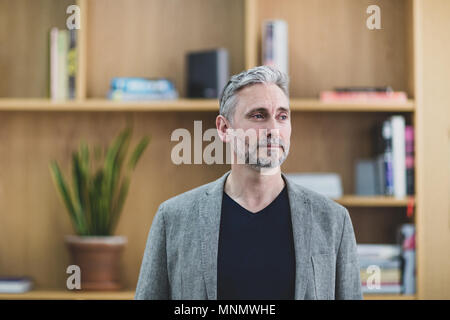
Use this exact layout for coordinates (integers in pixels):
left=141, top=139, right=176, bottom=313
left=49, top=28, right=77, bottom=100
left=358, top=244, right=402, bottom=294
left=320, top=86, right=408, bottom=103
left=355, top=115, right=414, bottom=198
left=107, top=77, right=178, bottom=101
left=0, top=276, right=33, bottom=294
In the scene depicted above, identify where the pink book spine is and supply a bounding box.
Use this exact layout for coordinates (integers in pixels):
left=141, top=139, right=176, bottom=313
left=405, top=126, right=415, bottom=195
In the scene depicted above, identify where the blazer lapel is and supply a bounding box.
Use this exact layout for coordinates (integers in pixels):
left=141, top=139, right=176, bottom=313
left=198, top=171, right=312, bottom=300
left=198, top=171, right=231, bottom=300
left=282, top=173, right=313, bottom=300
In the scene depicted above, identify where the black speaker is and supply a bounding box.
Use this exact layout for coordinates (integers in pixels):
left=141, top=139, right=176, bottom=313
left=186, top=48, right=229, bottom=98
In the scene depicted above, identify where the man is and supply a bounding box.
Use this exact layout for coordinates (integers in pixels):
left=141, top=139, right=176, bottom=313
left=135, top=66, right=363, bottom=300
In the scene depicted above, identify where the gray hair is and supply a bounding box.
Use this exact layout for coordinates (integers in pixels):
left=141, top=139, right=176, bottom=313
left=219, top=65, right=289, bottom=123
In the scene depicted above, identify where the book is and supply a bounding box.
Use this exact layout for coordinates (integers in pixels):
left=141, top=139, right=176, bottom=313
left=262, top=20, right=288, bottom=75
left=108, top=90, right=178, bottom=101
left=110, top=77, right=176, bottom=93
left=400, top=224, right=416, bottom=294
left=405, top=126, right=415, bottom=195
left=362, top=283, right=402, bottom=294
left=284, top=173, right=343, bottom=199
left=320, top=91, right=408, bottom=103
left=359, top=258, right=401, bottom=269
left=57, top=29, right=69, bottom=100
left=374, top=154, right=386, bottom=195
left=107, top=78, right=178, bottom=101
left=67, top=29, right=77, bottom=99
left=0, top=277, right=33, bottom=293
left=372, top=123, right=387, bottom=195
left=360, top=268, right=402, bottom=283
left=381, top=120, right=395, bottom=196
left=357, top=244, right=401, bottom=260
left=391, top=115, right=407, bottom=198
left=334, top=86, right=393, bottom=93
left=50, top=28, right=70, bottom=100
left=355, top=159, right=377, bottom=196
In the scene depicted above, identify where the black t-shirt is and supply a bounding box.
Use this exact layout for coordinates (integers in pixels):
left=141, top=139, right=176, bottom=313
left=217, top=186, right=296, bottom=300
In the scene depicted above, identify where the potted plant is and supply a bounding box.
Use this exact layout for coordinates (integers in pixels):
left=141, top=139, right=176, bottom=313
left=50, top=127, right=150, bottom=291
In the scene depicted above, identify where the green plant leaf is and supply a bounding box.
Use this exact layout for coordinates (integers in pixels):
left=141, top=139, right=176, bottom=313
left=127, top=136, right=150, bottom=170
left=49, top=161, right=82, bottom=234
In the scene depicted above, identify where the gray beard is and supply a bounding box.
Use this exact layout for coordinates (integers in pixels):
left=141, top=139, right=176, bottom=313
left=246, top=146, right=290, bottom=169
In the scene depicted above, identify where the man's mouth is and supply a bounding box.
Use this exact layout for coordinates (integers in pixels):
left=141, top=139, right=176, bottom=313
left=263, top=144, right=283, bottom=150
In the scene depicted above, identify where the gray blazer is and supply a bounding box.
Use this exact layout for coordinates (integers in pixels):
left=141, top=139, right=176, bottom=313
left=135, top=171, right=363, bottom=300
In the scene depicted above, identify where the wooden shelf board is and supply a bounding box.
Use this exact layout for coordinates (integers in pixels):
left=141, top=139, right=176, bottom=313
left=0, top=290, right=415, bottom=300
left=363, top=294, right=416, bottom=300
left=0, top=289, right=135, bottom=300
left=0, top=99, right=218, bottom=112
left=0, top=98, right=415, bottom=112
left=335, top=195, right=414, bottom=207
left=290, top=99, right=415, bottom=112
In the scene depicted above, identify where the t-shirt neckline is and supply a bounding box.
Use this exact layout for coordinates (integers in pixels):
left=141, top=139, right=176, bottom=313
left=223, top=185, right=287, bottom=216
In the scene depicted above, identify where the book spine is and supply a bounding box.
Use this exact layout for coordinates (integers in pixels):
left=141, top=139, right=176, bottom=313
left=262, top=20, right=288, bottom=74
left=391, top=115, right=407, bottom=198
left=405, top=126, right=415, bottom=195
left=50, top=28, right=59, bottom=100
left=67, top=29, right=77, bottom=100
left=262, top=22, right=274, bottom=67
left=57, top=30, right=69, bottom=100
left=217, top=48, right=229, bottom=97
left=375, top=154, right=386, bottom=195
left=382, top=120, right=394, bottom=196
left=372, top=122, right=386, bottom=195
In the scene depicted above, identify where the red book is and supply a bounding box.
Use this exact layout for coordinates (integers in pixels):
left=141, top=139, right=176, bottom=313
left=320, top=91, right=408, bottom=103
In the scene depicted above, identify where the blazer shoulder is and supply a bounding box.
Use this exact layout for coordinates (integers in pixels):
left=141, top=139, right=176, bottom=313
left=158, top=179, right=214, bottom=216
left=287, top=180, right=351, bottom=254
left=288, top=179, right=348, bottom=223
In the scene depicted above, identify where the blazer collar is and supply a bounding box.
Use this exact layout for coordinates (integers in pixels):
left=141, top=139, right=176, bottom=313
left=198, top=170, right=312, bottom=300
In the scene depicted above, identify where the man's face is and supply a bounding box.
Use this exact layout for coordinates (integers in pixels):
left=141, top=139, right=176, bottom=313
left=227, top=83, right=291, bottom=169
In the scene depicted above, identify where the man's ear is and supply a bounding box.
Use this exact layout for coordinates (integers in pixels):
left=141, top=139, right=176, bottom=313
left=216, top=115, right=231, bottom=143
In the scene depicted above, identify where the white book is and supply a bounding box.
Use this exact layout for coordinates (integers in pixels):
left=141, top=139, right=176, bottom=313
left=217, top=48, right=229, bottom=99
left=391, top=115, right=407, bottom=198
left=0, top=277, right=33, bottom=293
left=262, top=20, right=288, bottom=75
left=285, top=173, right=343, bottom=199
left=362, top=284, right=402, bottom=294
left=357, top=244, right=401, bottom=259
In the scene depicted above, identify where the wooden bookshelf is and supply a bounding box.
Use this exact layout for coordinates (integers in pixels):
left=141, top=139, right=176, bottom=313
left=0, top=98, right=415, bottom=112
left=0, top=0, right=449, bottom=300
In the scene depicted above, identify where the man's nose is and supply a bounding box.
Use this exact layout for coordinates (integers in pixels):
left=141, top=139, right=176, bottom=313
left=265, top=115, right=280, bottom=131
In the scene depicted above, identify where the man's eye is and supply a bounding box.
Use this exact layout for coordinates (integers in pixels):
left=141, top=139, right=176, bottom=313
left=279, top=114, right=288, bottom=120
left=252, top=114, right=264, bottom=119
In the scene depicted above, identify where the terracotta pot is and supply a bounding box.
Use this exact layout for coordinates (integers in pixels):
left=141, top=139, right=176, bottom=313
left=65, top=235, right=127, bottom=291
